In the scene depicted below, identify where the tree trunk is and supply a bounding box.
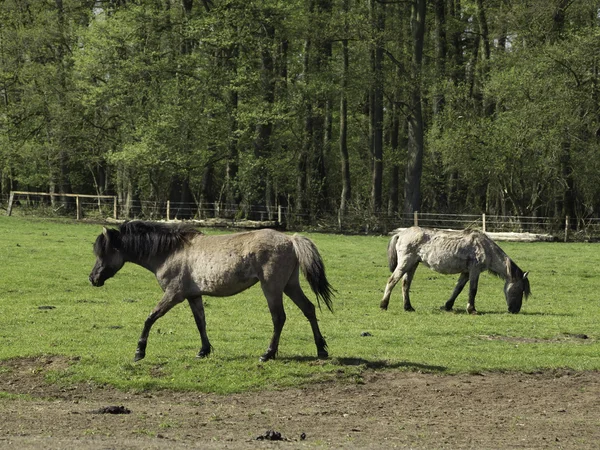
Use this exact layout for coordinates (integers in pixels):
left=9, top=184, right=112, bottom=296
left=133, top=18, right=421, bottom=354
left=338, top=8, right=351, bottom=224
left=448, top=0, right=464, bottom=83
left=388, top=102, right=400, bottom=215
left=551, top=0, right=575, bottom=223
left=310, top=0, right=331, bottom=219
left=225, top=86, right=239, bottom=213
left=296, top=39, right=311, bottom=219
left=253, top=19, right=275, bottom=219
left=433, top=0, right=446, bottom=116
left=476, top=0, right=494, bottom=116
left=404, top=0, right=426, bottom=214
left=55, top=0, right=74, bottom=208
left=118, top=167, right=139, bottom=219
left=476, top=0, right=490, bottom=61
left=169, top=176, right=193, bottom=219
left=199, top=162, right=215, bottom=219
left=370, top=0, right=384, bottom=213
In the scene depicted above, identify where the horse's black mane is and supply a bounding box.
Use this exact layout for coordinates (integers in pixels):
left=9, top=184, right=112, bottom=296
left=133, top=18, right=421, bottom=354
left=95, top=221, right=201, bottom=259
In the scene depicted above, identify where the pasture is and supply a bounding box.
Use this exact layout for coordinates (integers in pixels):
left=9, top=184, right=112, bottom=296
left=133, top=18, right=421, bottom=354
left=1, top=216, right=600, bottom=448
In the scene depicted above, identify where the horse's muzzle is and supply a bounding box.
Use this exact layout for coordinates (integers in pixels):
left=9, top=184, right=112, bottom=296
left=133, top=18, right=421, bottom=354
left=89, top=274, right=104, bottom=287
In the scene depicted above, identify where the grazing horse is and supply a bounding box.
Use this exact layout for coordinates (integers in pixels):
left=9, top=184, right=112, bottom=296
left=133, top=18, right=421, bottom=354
left=380, top=227, right=530, bottom=314
left=89, top=221, right=334, bottom=362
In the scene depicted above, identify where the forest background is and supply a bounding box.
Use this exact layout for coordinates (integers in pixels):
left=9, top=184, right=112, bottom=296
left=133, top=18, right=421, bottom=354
left=1, top=0, right=599, bottom=229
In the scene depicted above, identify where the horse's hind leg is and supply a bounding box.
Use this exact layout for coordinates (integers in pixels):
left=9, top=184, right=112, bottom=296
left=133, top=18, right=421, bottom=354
left=187, top=295, right=212, bottom=358
left=381, top=263, right=418, bottom=311
left=380, top=267, right=405, bottom=310
left=260, top=283, right=286, bottom=362
left=466, top=270, right=480, bottom=314
left=441, top=272, right=469, bottom=311
left=401, top=266, right=418, bottom=312
left=135, top=291, right=184, bottom=362
left=284, top=280, right=328, bottom=359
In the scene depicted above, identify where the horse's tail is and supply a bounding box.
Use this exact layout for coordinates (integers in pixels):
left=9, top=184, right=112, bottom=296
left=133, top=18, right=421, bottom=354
left=291, top=234, right=334, bottom=312
left=388, top=233, right=400, bottom=272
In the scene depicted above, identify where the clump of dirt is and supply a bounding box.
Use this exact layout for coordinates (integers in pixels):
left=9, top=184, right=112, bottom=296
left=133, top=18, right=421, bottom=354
left=1, top=356, right=600, bottom=449
left=91, top=405, right=131, bottom=414
left=255, top=430, right=286, bottom=441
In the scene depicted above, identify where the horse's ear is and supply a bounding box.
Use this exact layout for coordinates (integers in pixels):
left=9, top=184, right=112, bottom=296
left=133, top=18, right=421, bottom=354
left=102, top=227, right=120, bottom=248
left=523, top=271, right=529, bottom=279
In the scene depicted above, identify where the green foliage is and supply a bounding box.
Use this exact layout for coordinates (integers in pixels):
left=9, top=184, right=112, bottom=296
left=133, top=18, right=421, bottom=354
left=1, top=0, right=600, bottom=222
left=1, top=217, right=600, bottom=394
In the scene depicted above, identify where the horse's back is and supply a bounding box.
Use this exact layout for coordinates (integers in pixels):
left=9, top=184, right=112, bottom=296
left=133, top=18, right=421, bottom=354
left=392, top=227, right=490, bottom=274
left=182, top=229, right=297, bottom=296
left=393, top=226, right=432, bottom=249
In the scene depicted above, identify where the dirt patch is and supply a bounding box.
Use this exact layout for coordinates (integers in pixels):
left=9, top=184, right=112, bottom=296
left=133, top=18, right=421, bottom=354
left=1, top=356, right=599, bottom=449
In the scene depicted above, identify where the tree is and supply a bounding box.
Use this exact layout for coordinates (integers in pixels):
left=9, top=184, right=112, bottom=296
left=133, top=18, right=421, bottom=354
left=369, top=0, right=384, bottom=213
left=338, top=0, right=351, bottom=225
left=404, top=0, right=426, bottom=214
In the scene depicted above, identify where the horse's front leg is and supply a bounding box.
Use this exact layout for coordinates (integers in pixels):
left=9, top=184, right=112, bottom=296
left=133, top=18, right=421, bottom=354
left=187, top=295, right=212, bottom=358
left=134, top=290, right=184, bottom=362
left=260, top=285, right=286, bottom=362
left=466, top=270, right=480, bottom=314
left=441, top=272, right=469, bottom=311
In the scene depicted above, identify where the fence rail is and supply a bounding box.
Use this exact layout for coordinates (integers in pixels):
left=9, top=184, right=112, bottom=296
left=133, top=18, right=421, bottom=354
left=2, top=191, right=600, bottom=241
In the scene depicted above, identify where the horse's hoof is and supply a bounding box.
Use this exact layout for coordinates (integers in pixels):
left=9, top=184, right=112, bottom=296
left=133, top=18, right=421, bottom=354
left=440, top=305, right=452, bottom=312
left=379, top=302, right=388, bottom=311
left=196, top=350, right=210, bottom=359
left=404, top=306, right=415, bottom=312
left=133, top=353, right=145, bottom=362
left=259, top=352, right=276, bottom=363
left=317, top=350, right=329, bottom=359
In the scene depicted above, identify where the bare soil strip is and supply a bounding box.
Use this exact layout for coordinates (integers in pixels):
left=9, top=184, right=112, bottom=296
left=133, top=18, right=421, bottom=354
left=1, top=356, right=599, bottom=449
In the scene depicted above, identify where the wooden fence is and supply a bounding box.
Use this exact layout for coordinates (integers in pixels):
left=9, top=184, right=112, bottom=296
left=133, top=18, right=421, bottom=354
left=1, top=191, right=599, bottom=241
left=5, top=191, right=117, bottom=220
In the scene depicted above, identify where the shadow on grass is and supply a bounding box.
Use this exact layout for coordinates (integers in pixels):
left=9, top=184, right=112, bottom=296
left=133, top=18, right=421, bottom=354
left=334, top=357, right=446, bottom=372
left=436, top=309, right=572, bottom=317
left=276, top=355, right=446, bottom=373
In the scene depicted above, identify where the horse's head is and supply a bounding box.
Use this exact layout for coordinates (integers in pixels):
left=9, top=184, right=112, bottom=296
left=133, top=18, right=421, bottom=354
left=503, top=257, right=530, bottom=313
left=89, top=227, right=125, bottom=287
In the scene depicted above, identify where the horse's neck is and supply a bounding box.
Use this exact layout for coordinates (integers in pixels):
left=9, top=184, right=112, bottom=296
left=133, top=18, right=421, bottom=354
left=489, top=253, right=512, bottom=281
left=125, top=253, right=161, bottom=274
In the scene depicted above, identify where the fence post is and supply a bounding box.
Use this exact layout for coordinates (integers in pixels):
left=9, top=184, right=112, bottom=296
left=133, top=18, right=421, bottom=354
left=413, top=211, right=418, bottom=227
left=113, top=197, right=118, bottom=220
left=564, top=216, right=569, bottom=242
left=6, top=191, right=14, bottom=216
left=278, top=205, right=282, bottom=225
left=166, top=200, right=170, bottom=221
left=482, top=213, right=486, bottom=233
left=76, top=196, right=81, bottom=220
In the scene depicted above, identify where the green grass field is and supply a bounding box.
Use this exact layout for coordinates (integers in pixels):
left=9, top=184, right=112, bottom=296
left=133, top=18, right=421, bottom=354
left=1, top=216, right=599, bottom=394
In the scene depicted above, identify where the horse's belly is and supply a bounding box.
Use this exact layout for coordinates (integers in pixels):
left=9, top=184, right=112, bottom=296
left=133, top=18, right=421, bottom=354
left=200, top=278, right=258, bottom=297
left=421, top=257, right=466, bottom=274
left=191, top=265, right=259, bottom=296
